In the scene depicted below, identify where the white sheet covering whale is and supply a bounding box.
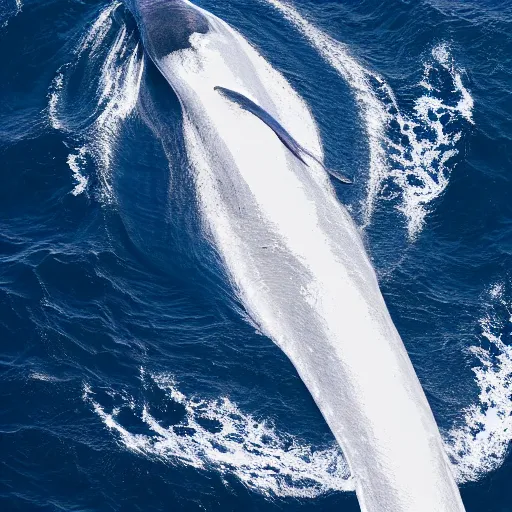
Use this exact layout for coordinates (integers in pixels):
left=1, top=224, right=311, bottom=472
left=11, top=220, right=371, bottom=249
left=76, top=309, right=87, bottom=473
left=131, top=1, right=466, bottom=510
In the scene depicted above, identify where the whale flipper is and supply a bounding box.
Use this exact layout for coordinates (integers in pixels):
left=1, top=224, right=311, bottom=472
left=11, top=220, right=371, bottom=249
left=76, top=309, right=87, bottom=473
left=214, top=86, right=352, bottom=185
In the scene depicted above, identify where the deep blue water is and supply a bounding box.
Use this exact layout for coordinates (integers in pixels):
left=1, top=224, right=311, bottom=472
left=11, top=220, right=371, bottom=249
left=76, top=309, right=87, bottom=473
left=1, top=0, right=511, bottom=510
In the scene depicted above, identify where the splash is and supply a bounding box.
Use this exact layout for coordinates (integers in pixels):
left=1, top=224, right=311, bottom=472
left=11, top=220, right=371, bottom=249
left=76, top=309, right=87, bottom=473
left=445, top=282, right=512, bottom=482
left=67, top=148, right=88, bottom=196
left=48, top=70, right=65, bottom=131
left=264, top=1, right=473, bottom=238
left=388, top=43, right=474, bottom=237
left=83, top=371, right=353, bottom=498
left=47, top=3, right=144, bottom=201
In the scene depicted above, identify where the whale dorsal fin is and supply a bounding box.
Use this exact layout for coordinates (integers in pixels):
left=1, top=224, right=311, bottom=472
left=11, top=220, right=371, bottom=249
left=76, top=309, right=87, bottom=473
left=214, top=86, right=352, bottom=185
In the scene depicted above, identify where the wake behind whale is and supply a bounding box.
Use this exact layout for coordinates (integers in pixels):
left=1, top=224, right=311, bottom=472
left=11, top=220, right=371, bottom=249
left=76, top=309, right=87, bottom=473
left=128, top=1, right=465, bottom=510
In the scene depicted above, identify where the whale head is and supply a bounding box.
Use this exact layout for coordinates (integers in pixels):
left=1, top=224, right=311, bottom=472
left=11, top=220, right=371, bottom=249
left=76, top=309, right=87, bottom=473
left=128, top=0, right=209, bottom=59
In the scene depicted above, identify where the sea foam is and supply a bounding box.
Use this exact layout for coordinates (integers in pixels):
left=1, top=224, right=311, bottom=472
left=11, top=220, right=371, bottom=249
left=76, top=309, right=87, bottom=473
left=445, top=282, right=512, bottom=483
left=83, top=370, right=353, bottom=498
left=47, top=3, right=144, bottom=200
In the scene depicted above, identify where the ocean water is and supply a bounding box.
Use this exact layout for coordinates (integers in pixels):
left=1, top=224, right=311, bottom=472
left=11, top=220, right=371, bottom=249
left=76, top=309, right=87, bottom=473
left=1, top=0, right=511, bottom=510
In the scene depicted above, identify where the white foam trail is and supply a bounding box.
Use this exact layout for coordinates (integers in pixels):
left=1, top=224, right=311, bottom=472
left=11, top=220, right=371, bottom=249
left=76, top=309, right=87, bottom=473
left=92, top=33, right=144, bottom=200
left=48, top=70, right=64, bottom=131
left=139, top=2, right=464, bottom=509
left=76, top=2, right=120, bottom=58
left=67, top=148, right=88, bottom=196
left=264, top=1, right=473, bottom=238
left=84, top=372, right=353, bottom=497
left=445, top=282, right=512, bottom=482
left=48, top=4, right=144, bottom=200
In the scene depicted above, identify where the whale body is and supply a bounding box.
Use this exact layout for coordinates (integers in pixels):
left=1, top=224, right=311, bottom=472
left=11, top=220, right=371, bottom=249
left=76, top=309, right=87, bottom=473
left=129, top=1, right=466, bottom=510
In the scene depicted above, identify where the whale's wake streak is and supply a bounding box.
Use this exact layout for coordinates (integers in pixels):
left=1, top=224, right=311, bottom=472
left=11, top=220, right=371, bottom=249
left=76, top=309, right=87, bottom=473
left=264, top=0, right=473, bottom=239
left=124, top=1, right=465, bottom=510
left=48, top=2, right=144, bottom=199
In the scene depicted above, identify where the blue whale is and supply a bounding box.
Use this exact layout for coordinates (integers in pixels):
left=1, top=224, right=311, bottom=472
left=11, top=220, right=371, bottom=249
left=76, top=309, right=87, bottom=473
left=126, top=1, right=466, bottom=511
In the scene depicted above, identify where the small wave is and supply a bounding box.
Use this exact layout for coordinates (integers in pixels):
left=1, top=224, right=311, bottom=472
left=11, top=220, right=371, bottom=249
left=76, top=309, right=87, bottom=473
left=83, top=370, right=353, bottom=498
left=264, top=1, right=473, bottom=238
left=30, top=372, right=60, bottom=382
left=47, top=3, right=144, bottom=201
left=445, top=282, right=512, bottom=483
